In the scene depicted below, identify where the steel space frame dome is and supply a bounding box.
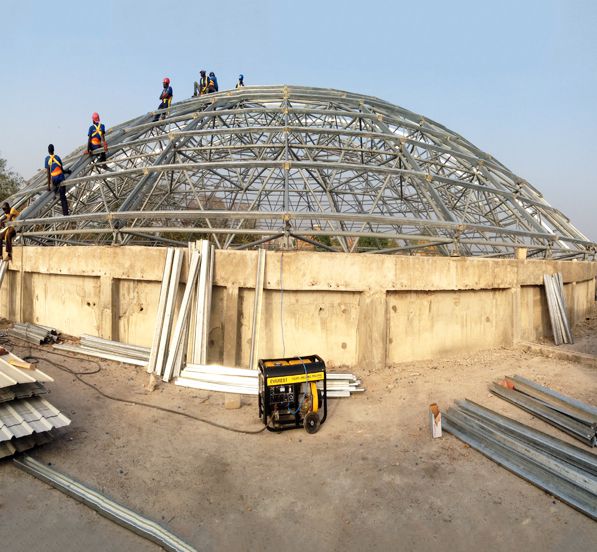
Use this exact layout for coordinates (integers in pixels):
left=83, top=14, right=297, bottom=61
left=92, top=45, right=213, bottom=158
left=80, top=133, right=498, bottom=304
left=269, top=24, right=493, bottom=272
left=9, top=85, right=595, bottom=258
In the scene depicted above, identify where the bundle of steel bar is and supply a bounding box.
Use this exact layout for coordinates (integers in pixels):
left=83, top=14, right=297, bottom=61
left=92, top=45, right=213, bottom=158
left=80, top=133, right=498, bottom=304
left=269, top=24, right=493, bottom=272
left=53, top=334, right=150, bottom=367
left=490, top=375, right=597, bottom=447
left=543, top=273, right=573, bottom=345
left=444, top=399, right=596, bottom=519
left=0, top=350, right=70, bottom=459
left=147, top=241, right=214, bottom=382
left=80, top=335, right=150, bottom=361
left=8, top=322, right=60, bottom=345
left=174, top=364, right=364, bottom=398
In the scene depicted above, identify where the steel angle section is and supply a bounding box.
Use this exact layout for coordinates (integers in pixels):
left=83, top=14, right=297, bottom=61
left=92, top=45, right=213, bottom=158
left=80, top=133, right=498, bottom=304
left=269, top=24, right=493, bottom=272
left=443, top=414, right=597, bottom=520
left=183, top=364, right=259, bottom=378
left=192, top=240, right=211, bottom=363
left=174, top=377, right=259, bottom=395
left=457, top=400, right=597, bottom=476
left=52, top=344, right=148, bottom=367
left=248, top=248, right=266, bottom=372
left=200, top=243, right=215, bottom=365
left=147, top=248, right=175, bottom=374
left=162, top=250, right=201, bottom=382
left=14, top=455, right=197, bottom=552
left=543, top=275, right=562, bottom=345
left=154, top=249, right=183, bottom=377
left=490, top=384, right=595, bottom=445
left=508, top=375, right=597, bottom=425
left=447, top=408, right=596, bottom=495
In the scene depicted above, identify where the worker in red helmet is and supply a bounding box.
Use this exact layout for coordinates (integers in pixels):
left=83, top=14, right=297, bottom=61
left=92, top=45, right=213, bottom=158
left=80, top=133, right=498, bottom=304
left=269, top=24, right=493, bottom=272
left=85, top=112, right=108, bottom=163
left=154, top=77, right=173, bottom=121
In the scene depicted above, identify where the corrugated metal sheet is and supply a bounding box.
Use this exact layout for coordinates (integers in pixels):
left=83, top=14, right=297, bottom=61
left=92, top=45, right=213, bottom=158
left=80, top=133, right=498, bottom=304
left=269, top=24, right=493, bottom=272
left=0, top=382, right=47, bottom=403
left=0, top=397, right=70, bottom=442
left=0, top=356, right=54, bottom=389
left=0, top=431, right=54, bottom=459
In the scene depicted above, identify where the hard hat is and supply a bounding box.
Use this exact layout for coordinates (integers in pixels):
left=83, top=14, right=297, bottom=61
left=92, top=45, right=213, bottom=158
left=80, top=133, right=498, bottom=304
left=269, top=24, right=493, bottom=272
left=200, top=69, right=206, bottom=75
left=92, top=112, right=100, bottom=123
left=163, top=77, right=170, bottom=85
left=209, top=72, right=215, bottom=77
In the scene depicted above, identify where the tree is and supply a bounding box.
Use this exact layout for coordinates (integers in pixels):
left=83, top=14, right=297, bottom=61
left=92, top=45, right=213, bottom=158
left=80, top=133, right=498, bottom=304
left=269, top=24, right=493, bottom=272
left=0, top=153, right=25, bottom=202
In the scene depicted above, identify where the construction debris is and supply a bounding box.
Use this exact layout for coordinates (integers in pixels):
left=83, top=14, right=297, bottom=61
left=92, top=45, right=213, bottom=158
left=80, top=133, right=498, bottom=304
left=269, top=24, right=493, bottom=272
left=0, top=351, right=70, bottom=459
left=8, top=322, right=60, bottom=345
left=14, top=454, right=197, bottom=552
left=491, top=375, right=597, bottom=447
left=175, top=364, right=364, bottom=398
left=444, top=399, right=597, bottom=520
left=543, top=273, right=573, bottom=345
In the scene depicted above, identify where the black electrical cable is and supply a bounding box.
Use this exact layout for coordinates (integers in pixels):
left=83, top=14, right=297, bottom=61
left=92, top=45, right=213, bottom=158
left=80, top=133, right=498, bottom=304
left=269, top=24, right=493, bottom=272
left=9, top=339, right=265, bottom=435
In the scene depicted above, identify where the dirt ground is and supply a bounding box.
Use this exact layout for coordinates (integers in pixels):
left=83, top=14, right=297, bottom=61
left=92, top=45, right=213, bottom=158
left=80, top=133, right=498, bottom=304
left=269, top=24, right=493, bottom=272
left=1, top=325, right=596, bottom=551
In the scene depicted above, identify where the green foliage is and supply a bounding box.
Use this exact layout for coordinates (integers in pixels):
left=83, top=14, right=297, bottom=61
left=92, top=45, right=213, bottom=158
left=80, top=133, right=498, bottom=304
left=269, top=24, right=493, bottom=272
left=357, top=236, right=392, bottom=250
left=0, top=154, right=24, bottom=203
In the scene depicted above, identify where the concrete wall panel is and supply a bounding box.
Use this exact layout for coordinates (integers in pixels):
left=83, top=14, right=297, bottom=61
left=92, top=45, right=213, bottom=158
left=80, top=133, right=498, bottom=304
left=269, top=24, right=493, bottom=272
left=28, top=273, right=100, bottom=336
left=387, top=289, right=512, bottom=362
left=1, top=246, right=595, bottom=369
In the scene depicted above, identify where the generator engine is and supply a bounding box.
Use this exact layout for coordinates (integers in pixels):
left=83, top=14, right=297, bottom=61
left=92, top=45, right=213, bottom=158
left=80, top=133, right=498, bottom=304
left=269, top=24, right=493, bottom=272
left=258, top=355, right=327, bottom=433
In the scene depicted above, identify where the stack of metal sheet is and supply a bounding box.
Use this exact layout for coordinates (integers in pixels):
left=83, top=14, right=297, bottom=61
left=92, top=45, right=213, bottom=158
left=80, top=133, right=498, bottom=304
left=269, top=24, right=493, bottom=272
left=544, top=273, right=573, bottom=345
left=54, top=335, right=150, bottom=367
left=0, top=351, right=70, bottom=459
left=175, top=364, right=364, bottom=398
left=444, top=399, right=597, bottom=520
left=490, top=375, right=597, bottom=447
left=8, top=322, right=60, bottom=345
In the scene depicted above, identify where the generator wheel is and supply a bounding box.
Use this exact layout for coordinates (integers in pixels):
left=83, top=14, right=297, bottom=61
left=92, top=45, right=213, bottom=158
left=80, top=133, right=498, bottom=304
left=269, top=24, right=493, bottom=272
left=304, top=412, right=321, bottom=434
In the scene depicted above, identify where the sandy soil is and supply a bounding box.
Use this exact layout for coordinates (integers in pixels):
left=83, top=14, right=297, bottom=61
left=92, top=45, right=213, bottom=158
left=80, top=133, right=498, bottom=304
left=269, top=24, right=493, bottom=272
left=0, top=334, right=596, bottom=551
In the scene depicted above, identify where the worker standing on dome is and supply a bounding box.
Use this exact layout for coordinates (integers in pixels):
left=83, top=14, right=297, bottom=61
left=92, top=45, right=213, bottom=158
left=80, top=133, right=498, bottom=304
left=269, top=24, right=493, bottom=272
left=208, top=72, right=218, bottom=92
left=193, top=70, right=208, bottom=96
left=45, top=144, right=70, bottom=216
left=0, top=202, right=19, bottom=262
left=236, top=74, right=245, bottom=88
left=86, top=112, right=108, bottom=163
left=154, top=77, right=173, bottom=121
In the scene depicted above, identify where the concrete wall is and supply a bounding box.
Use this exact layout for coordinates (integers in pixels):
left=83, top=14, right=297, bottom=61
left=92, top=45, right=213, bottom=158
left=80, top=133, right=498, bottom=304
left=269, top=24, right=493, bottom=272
left=1, top=246, right=595, bottom=370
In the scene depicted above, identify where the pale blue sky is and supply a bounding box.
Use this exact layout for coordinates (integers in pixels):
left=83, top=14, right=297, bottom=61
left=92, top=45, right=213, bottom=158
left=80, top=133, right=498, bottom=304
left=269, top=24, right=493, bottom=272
left=1, top=1, right=596, bottom=238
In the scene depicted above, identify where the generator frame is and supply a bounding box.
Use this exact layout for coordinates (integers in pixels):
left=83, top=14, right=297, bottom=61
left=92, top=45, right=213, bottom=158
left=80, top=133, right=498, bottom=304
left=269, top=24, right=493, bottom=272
left=258, top=355, right=328, bottom=433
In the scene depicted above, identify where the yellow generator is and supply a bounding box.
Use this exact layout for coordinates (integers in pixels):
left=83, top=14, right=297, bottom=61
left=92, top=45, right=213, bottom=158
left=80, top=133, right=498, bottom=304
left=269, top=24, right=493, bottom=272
left=258, top=355, right=327, bottom=433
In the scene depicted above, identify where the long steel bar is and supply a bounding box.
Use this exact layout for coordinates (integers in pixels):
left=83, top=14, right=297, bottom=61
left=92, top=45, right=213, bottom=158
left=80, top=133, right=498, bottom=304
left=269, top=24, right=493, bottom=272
left=14, top=454, right=197, bottom=552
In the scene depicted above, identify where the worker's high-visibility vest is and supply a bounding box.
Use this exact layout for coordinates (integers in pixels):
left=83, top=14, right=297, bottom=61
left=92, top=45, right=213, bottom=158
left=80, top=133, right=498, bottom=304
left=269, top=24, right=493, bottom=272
left=200, top=76, right=208, bottom=94
left=48, top=155, right=63, bottom=178
left=90, top=123, right=103, bottom=146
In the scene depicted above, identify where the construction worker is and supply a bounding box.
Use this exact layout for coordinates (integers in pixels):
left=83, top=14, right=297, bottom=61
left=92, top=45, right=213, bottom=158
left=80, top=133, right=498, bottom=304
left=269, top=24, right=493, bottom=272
left=236, top=74, right=245, bottom=88
left=86, top=112, right=108, bottom=163
left=193, top=70, right=208, bottom=96
left=208, top=72, right=218, bottom=92
left=45, top=144, right=69, bottom=216
left=154, top=77, right=173, bottom=121
left=0, top=202, right=19, bottom=261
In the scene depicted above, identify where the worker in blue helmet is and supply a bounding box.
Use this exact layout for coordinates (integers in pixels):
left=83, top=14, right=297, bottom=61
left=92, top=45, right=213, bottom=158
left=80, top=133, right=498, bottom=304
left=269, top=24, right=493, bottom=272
left=236, top=74, right=245, bottom=88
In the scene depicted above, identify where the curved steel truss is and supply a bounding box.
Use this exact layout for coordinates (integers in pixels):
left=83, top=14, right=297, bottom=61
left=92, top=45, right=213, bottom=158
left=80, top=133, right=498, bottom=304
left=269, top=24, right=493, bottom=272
left=9, top=85, right=595, bottom=258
